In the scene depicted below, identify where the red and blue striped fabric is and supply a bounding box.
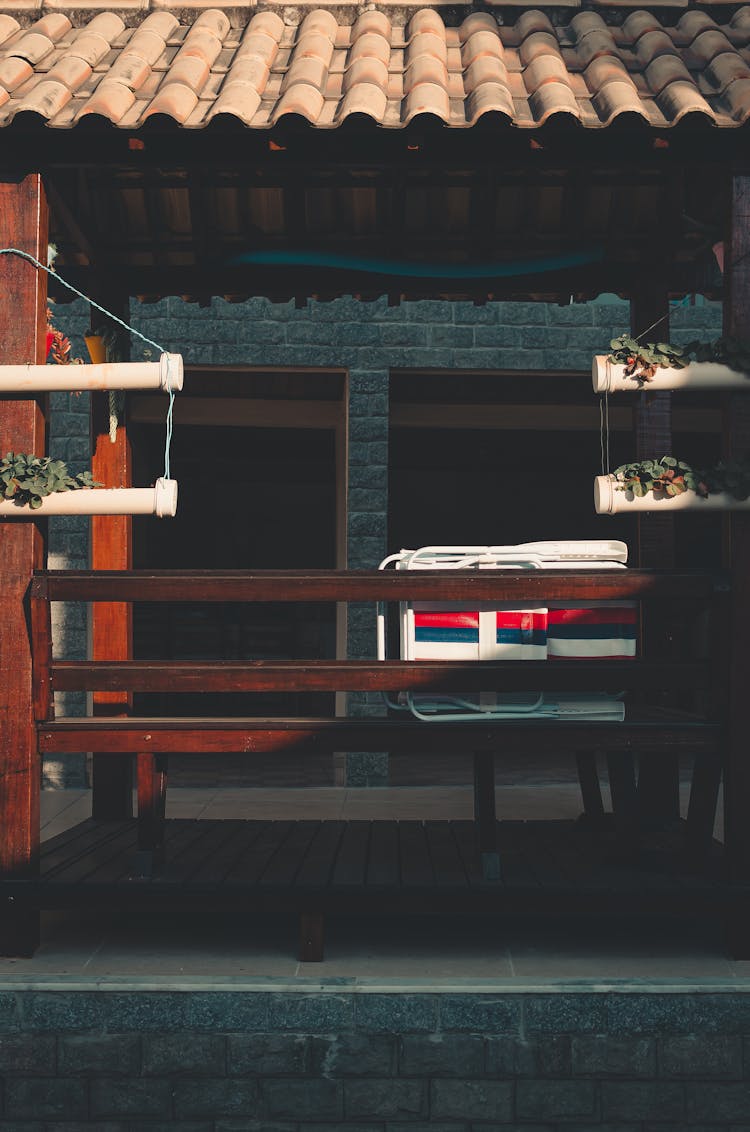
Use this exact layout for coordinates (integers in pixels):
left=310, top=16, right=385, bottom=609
left=496, top=611, right=547, bottom=649
left=414, top=610, right=479, bottom=645
left=412, top=607, right=548, bottom=659
left=413, top=609, right=480, bottom=659
left=547, top=605, right=637, bottom=659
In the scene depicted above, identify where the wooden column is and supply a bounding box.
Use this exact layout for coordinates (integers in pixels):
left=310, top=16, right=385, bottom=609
left=0, top=175, right=48, bottom=955
left=722, top=174, right=750, bottom=952
left=89, top=291, right=134, bottom=819
left=630, top=287, right=680, bottom=826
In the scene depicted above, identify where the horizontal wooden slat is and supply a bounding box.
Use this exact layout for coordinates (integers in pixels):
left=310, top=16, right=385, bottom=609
left=50, top=658, right=709, bottom=694
left=37, top=715, right=720, bottom=755
left=33, top=569, right=723, bottom=604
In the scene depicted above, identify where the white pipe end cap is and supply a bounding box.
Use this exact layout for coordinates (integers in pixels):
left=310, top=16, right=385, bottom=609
left=159, top=353, right=184, bottom=393
left=154, top=478, right=178, bottom=518
left=594, top=475, right=614, bottom=515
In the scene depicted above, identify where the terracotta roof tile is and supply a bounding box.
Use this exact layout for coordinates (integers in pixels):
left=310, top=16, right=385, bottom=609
left=519, top=29, right=562, bottom=67
left=0, top=14, right=20, bottom=43
left=0, top=4, right=749, bottom=129
left=622, top=10, right=662, bottom=39
left=723, top=76, right=750, bottom=121
left=644, top=52, right=692, bottom=94
left=707, top=51, right=750, bottom=91
left=676, top=10, right=713, bottom=36
left=0, top=53, right=31, bottom=84
left=732, top=8, right=750, bottom=36
left=656, top=76, right=713, bottom=118
left=5, top=28, right=56, bottom=62
left=14, top=73, right=71, bottom=109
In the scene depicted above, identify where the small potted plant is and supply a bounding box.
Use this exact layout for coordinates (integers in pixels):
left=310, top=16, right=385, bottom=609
left=593, top=335, right=750, bottom=393
left=595, top=455, right=750, bottom=513
left=47, top=308, right=83, bottom=366
left=0, top=453, right=178, bottom=518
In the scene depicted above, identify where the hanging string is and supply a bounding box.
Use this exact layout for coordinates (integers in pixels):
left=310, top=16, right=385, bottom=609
left=163, top=354, right=175, bottom=481
left=0, top=247, right=175, bottom=483
left=634, top=295, right=695, bottom=345
left=599, top=393, right=611, bottom=476
left=633, top=313, right=669, bottom=343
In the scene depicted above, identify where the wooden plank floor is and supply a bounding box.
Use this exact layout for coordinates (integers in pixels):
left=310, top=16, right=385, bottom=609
left=2, top=818, right=727, bottom=919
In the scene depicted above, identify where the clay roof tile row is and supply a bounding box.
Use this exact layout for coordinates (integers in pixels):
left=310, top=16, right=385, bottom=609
left=0, top=4, right=749, bottom=129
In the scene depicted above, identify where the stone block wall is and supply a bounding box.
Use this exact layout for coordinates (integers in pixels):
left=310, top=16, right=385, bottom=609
left=0, top=984, right=748, bottom=1127
left=49, top=294, right=722, bottom=785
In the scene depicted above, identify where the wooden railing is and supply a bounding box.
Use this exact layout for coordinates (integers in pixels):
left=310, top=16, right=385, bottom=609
left=28, top=567, right=726, bottom=956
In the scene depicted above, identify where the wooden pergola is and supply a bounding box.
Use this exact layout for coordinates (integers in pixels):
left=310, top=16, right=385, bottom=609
left=1, top=1, right=750, bottom=954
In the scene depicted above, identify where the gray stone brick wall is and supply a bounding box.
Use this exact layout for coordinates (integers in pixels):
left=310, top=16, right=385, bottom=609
left=49, top=294, right=723, bottom=786
left=0, top=985, right=749, bottom=1127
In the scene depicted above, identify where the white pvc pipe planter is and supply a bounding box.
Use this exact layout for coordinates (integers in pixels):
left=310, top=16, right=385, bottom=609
left=592, top=356, right=750, bottom=394
left=0, top=479, right=178, bottom=518
left=0, top=353, right=183, bottom=393
left=594, top=475, right=750, bottom=514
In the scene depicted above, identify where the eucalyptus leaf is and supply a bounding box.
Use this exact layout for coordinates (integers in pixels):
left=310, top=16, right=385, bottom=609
left=0, top=452, right=101, bottom=509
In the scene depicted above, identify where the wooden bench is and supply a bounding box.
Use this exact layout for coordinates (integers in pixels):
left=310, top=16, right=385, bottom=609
left=29, top=568, right=726, bottom=959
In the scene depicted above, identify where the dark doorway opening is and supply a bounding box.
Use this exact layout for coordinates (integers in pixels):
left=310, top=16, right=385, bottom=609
left=128, top=368, right=346, bottom=785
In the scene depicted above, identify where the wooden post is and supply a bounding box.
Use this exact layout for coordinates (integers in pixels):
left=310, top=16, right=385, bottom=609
left=722, top=173, right=750, bottom=954
left=89, top=291, right=134, bottom=819
left=0, top=175, right=48, bottom=955
left=630, top=287, right=680, bottom=826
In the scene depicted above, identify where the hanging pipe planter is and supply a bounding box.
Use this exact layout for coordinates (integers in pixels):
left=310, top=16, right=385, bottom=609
left=0, top=249, right=180, bottom=522
left=0, top=478, right=178, bottom=518
left=594, top=335, right=750, bottom=393
left=594, top=475, right=750, bottom=514
left=0, top=454, right=178, bottom=518
left=593, top=355, right=750, bottom=393
left=595, top=458, right=750, bottom=514
left=0, top=353, right=183, bottom=393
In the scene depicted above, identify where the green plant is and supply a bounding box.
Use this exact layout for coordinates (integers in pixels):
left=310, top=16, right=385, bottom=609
left=613, top=455, right=750, bottom=501
left=0, top=453, right=100, bottom=509
left=608, top=335, right=688, bottom=383
left=683, top=336, right=750, bottom=374
left=607, top=334, right=750, bottom=385
left=612, top=456, right=707, bottom=498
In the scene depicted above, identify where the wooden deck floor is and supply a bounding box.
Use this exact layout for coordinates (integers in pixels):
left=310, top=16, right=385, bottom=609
left=4, top=818, right=727, bottom=920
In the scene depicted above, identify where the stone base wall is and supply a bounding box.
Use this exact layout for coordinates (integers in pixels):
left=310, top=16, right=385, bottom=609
left=0, top=985, right=748, bottom=1128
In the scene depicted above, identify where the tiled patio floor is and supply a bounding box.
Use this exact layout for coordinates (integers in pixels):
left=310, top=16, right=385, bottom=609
left=0, top=784, right=741, bottom=986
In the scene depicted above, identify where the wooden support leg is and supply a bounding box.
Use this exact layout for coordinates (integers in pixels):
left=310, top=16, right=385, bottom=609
left=299, top=912, right=325, bottom=962
left=685, top=752, right=722, bottom=865
left=92, top=755, right=133, bottom=821
left=473, top=751, right=500, bottom=881
left=637, top=756, right=680, bottom=830
left=134, top=752, right=167, bottom=877
left=575, top=751, right=606, bottom=826
left=607, top=752, right=639, bottom=840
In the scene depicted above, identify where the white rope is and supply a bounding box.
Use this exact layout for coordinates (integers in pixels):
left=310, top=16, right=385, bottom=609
left=599, top=392, right=611, bottom=477
left=0, top=247, right=175, bottom=481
